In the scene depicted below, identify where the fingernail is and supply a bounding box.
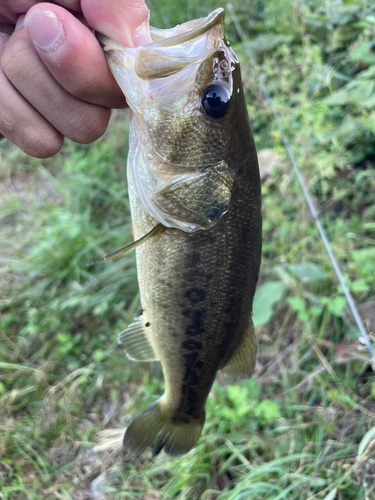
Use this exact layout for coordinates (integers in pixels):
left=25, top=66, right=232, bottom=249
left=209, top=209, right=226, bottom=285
left=15, top=14, right=25, bottom=30
left=0, top=33, right=10, bottom=45
left=24, top=10, right=65, bottom=51
left=132, top=23, right=152, bottom=47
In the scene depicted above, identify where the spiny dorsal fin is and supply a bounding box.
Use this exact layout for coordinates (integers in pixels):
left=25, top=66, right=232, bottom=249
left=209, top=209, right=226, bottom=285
left=87, top=223, right=166, bottom=266
left=118, top=315, right=159, bottom=362
left=221, top=318, right=257, bottom=378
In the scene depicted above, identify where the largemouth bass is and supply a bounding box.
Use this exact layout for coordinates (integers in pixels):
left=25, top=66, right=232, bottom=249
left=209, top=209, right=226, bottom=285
left=99, top=8, right=261, bottom=457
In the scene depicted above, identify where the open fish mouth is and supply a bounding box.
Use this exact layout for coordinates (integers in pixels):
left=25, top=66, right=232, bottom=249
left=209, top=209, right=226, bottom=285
left=98, top=9, right=228, bottom=81
left=98, top=8, right=240, bottom=233
left=133, top=8, right=226, bottom=80
left=98, top=8, right=237, bottom=110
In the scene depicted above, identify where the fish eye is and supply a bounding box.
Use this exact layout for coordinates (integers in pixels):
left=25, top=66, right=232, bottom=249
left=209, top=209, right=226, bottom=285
left=201, top=85, right=231, bottom=118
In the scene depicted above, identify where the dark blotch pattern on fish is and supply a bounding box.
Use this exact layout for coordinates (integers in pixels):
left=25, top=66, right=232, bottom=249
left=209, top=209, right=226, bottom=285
left=182, top=309, right=205, bottom=337
left=182, top=339, right=203, bottom=351
left=185, top=288, right=206, bottom=303
left=177, top=335, right=207, bottom=417
left=182, top=352, right=200, bottom=382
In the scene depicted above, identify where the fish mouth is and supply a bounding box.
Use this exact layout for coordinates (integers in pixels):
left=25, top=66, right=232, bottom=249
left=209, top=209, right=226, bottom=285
left=134, top=8, right=225, bottom=80
left=98, top=8, right=228, bottom=81
left=98, top=9, right=239, bottom=233
left=134, top=8, right=224, bottom=80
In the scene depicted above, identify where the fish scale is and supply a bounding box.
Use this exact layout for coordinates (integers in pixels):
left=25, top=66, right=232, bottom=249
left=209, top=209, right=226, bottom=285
left=99, top=7, right=261, bottom=456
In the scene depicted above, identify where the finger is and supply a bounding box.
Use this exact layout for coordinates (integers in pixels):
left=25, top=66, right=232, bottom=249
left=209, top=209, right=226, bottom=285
left=0, top=36, right=64, bottom=157
left=23, top=3, right=126, bottom=108
left=1, top=26, right=111, bottom=145
left=81, top=0, right=153, bottom=47
left=0, top=1, right=81, bottom=23
left=15, top=13, right=26, bottom=29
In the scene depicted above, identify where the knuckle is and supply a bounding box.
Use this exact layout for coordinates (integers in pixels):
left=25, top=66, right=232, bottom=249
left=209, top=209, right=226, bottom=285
left=67, top=74, right=97, bottom=102
left=1, top=36, right=36, bottom=84
left=67, top=106, right=110, bottom=144
left=23, top=130, right=64, bottom=158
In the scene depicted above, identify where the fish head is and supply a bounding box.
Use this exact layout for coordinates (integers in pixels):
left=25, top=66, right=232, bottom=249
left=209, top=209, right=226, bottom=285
left=100, top=8, right=252, bottom=232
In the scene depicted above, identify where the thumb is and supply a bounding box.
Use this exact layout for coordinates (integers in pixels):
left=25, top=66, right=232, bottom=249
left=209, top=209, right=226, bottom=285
left=81, top=0, right=153, bottom=47
left=23, top=3, right=126, bottom=108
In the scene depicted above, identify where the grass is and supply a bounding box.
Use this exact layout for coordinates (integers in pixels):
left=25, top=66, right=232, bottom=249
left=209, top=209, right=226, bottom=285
left=1, top=0, right=375, bottom=498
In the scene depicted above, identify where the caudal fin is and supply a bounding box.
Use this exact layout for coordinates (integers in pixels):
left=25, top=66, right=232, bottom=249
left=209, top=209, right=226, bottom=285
left=123, top=399, right=205, bottom=457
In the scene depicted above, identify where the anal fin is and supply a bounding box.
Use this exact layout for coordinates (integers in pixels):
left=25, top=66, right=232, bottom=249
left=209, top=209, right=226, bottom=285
left=118, top=315, right=159, bottom=362
left=222, top=318, right=257, bottom=377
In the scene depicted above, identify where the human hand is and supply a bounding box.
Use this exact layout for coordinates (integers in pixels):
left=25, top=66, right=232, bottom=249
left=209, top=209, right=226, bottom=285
left=0, top=0, right=152, bottom=158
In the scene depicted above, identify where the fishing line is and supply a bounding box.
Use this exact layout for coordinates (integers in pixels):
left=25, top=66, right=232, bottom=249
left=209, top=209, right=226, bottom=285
left=227, top=3, right=375, bottom=370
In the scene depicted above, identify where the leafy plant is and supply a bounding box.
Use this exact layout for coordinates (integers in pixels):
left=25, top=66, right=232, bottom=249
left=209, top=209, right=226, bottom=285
left=207, top=379, right=281, bottom=429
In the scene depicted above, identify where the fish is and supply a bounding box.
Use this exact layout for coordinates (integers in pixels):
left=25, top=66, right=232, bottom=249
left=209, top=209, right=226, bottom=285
left=97, top=7, right=262, bottom=457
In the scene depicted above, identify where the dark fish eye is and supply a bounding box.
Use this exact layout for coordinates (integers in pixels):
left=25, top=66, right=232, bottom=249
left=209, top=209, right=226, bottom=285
left=201, top=85, right=231, bottom=118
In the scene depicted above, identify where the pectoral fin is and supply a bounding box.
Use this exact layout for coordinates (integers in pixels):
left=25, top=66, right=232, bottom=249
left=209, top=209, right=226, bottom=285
left=118, top=315, right=159, bottom=362
left=222, top=319, right=257, bottom=377
left=87, top=223, right=166, bottom=266
left=151, top=163, right=234, bottom=230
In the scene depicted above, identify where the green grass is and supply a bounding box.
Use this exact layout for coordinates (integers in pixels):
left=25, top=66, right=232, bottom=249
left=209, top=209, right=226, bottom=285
left=1, top=0, right=375, bottom=498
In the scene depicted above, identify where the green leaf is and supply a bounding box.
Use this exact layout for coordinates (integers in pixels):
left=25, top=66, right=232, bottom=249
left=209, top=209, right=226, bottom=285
left=287, top=296, right=308, bottom=321
left=351, top=247, right=375, bottom=261
left=350, top=279, right=369, bottom=293
left=227, top=385, right=247, bottom=406
left=351, top=248, right=375, bottom=277
left=323, top=489, right=337, bottom=500
left=254, top=400, right=281, bottom=423
left=287, top=296, right=305, bottom=312
left=249, top=34, right=293, bottom=54
left=220, top=407, right=237, bottom=423
left=325, top=79, right=375, bottom=107
left=241, top=379, right=261, bottom=401
left=57, top=332, right=71, bottom=343
left=253, top=281, right=285, bottom=326
left=321, top=296, right=346, bottom=317
left=288, top=262, right=328, bottom=282
left=358, top=426, right=375, bottom=458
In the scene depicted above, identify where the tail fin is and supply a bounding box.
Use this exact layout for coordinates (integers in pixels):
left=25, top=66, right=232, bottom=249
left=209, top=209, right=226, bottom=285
left=123, top=399, right=205, bottom=457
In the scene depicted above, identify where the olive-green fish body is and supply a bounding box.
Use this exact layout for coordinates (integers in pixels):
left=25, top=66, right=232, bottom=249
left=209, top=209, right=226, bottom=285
left=100, top=8, right=261, bottom=457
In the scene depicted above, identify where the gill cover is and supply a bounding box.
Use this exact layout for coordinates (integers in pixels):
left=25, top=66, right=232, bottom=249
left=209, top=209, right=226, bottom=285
left=99, top=9, right=239, bottom=232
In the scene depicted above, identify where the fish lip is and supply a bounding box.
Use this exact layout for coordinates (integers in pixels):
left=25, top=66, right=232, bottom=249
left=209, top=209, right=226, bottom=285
left=97, top=8, right=227, bottom=82
left=149, top=8, right=224, bottom=47
left=96, top=8, right=224, bottom=50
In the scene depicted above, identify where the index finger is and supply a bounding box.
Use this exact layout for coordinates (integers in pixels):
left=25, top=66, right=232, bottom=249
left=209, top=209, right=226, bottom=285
left=81, top=0, right=152, bottom=47
left=0, top=1, right=81, bottom=22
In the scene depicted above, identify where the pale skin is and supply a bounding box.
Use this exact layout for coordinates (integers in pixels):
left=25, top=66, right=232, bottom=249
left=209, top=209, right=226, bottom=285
left=0, top=0, right=152, bottom=158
